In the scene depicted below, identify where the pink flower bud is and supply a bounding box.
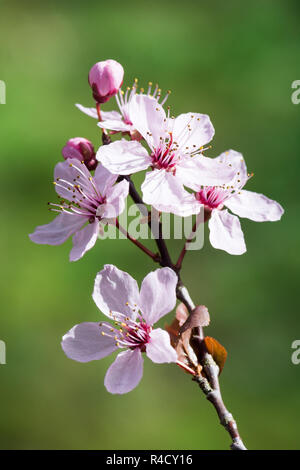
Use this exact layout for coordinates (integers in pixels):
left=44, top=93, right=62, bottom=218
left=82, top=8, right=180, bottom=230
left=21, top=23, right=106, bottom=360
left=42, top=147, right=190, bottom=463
left=88, top=60, right=124, bottom=103
left=62, top=137, right=97, bottom=171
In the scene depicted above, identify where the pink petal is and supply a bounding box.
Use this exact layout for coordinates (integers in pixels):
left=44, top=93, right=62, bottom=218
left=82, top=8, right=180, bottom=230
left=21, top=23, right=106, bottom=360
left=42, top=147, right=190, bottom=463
left=61, top=144, right=83, bottom=161
left=129, top=94, right=167, bottom=148
left=75, top=103, right=98, bottom=119
left=54, top=158, right=91, bottom=200
left=93, top=164, right=118, bottom=195
left=92, top=264, right=140, bottom=319
left=75, top=103, right=122, bottom=121
left=146, top=328, right=177, bottom=363
left=98, top=120, right=131, bottom=132
left=225, top=190, right=284, bottom=222
left=61, top=322, right=117, bottom=362
left=141, top=169, right=191, bottom=211
left=215, top=150, right=248, bottom=187
left=101, top=110, right=123, bottom=121
left=140, top=267, right=177, bottom=325
left=176, top=155, right=236, bottom=190
left=102, top=180, right=129, bottom=218
left=208, top=209, right=246, bottom=255
left=29, top=213, right=85, bottom=245
left=97, top=139, right=151, bottom=175
left=69, top=220, right=99, bottom=262
left=104, top=348, right=143, bottom=394
left=170, top=113, right=215, bottom=152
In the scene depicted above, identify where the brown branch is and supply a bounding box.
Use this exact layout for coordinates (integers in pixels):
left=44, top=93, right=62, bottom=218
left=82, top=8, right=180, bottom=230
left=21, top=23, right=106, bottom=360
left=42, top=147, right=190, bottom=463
left=177, top=283, right=247, bottom=450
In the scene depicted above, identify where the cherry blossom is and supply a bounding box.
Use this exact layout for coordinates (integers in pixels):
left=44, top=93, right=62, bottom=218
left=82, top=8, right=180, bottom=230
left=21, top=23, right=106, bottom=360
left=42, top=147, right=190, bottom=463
left=61, top=264, right=178, bottom=394
left=184, top=150, right=284, bottom=255
left=97, top=94, right=236, bottom=216
left=76, top=80, right=171, bottom=140
left=29, top=160, right=129, bottom=261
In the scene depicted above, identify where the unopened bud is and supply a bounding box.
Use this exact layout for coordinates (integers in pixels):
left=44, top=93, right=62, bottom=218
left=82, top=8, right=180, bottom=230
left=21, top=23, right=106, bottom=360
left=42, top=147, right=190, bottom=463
left=88, top=59, right=124, bottom=103
left=62, top=137, right=97, bottom=171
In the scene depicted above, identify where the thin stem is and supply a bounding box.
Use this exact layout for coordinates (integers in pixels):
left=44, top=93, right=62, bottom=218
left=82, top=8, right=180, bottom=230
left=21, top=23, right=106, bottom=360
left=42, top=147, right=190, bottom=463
left=175, top=209, right=211, bottom=271
left=116, top=219, right=160, bottom=263
left=123, top=175, right=174, bottom=268
left=96, top=102, right=111, bottom=145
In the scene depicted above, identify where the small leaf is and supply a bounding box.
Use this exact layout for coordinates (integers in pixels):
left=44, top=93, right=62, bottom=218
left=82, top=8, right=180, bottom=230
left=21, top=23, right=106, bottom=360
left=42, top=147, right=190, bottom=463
left=176, top=302, right=189, bottom=325
left=179, top=305, right=210, bottom=334
left=204, top=336, right=227, bottom=374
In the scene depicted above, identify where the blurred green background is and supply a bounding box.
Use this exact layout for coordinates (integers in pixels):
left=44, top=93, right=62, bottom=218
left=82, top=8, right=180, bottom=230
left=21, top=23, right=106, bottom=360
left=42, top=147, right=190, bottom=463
left=1, top=0, right=299, bottom=450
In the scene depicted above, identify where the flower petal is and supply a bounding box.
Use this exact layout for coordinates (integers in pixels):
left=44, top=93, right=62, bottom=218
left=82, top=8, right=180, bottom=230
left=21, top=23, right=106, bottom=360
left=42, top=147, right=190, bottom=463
left=69, top=219, right=99, bottom=261
left=141, top=169, right=193, bottom=214
left=104, top=348, right=143, bottom=394
left=176, top=155, right=236, bottom=190
left=61, top=322, right=118, bottom=362
left=97, top=139, right=151, bottom=175
left=93, top=164, right=118, bottom=195
left=92, top=264, right=140, bottom=319
left=54, top=158, right=91, bottom=200
left=146, top=328, right=177, bottom=363
left=98, top=120, right=131, bottom=132
left=29, top=213, right=85, bottom=245
left=225, top=190, right=284, bottom=222
left=170, top=113, right=215, bottom=152
left=215, top=150, right=248, bottom=187
left=140, top=267, right=177, bottom=325
left=102, top=179, right=129, bottom=218
left=129, top=94, right=167, bottom=148
left=75, top=103, right=98, bottom=119
left=208, top=209, right=246, bottom=255
left=76, top=103, right=122, bottom=121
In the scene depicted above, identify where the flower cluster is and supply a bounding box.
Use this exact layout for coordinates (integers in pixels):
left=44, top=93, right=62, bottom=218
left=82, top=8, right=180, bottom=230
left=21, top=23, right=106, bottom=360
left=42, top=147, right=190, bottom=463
left=29, top=59, right=284, bottom=395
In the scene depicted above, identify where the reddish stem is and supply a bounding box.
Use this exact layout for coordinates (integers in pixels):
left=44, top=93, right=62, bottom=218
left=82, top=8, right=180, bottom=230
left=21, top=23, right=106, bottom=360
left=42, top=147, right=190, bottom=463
left=115, top=219, right=160, bottom=263
left=175, top=209, right=211, bottom=271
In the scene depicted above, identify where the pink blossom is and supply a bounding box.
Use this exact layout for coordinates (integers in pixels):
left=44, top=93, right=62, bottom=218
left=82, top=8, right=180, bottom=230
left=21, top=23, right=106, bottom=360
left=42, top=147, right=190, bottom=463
left=29, top=160, right=129, bottom=261
left=88, top=60, right=124, bottom=103
left=184, top=150, right=284, bottom=255
left=62, top=137, right=97, bottom=171
left=76, top=80, right=170, bottom=140
left=96, top=94, right=236, bottom=216
left=61, top=264, right=178, bottom=394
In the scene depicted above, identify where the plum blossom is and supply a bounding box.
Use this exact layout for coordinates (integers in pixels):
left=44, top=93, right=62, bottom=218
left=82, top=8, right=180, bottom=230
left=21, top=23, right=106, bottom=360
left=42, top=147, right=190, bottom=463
left=76, top=80, right=171, bottom=140
left=96, top=94, right=236, bottom=216
left=88, top=60, right=124, bottom=103
left=29, top=160, right=129, bottom=261
left=61, top=264, right=178, bottom=394
left=183, top=150, right=284, bottom=255
left=62, top=137, right=97, bottom=171
left=96, top=95, right=234, bottom=216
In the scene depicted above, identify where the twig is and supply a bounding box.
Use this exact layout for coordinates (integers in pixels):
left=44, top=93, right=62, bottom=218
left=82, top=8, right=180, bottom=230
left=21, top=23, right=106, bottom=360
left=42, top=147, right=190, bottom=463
left=175, top=208, right=211, bottom=270
left=177, top=282, right=247, bottom=450
left=115, top=219, right=160, bottom=263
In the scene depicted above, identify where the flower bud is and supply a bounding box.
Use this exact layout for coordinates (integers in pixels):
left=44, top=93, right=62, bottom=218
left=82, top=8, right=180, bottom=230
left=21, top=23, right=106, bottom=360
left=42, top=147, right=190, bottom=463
left=88, top=60, right=124, bottom=103
left=62, top=137, right=97, bottom=171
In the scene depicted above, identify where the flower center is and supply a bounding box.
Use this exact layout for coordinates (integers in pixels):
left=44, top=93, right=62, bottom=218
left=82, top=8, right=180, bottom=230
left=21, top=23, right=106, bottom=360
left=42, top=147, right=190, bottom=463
left=100, top=309, right=152, bottom=351
left=196, top=187, right=229, bottom=210
left=48, top=161, right=105, bottom=221
left=151, top=132, right=180, bottom=171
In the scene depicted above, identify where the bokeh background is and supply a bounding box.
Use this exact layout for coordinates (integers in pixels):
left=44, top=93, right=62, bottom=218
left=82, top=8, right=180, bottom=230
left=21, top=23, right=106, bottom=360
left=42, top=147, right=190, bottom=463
left=1, top=0, right=299, bottom=450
